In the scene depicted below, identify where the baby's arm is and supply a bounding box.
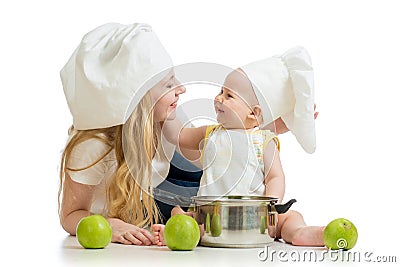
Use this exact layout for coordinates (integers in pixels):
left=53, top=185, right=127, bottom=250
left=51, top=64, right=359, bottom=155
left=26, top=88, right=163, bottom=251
left=263, top=139, right=285, bottom=201
left=178, top=126, right=207, bottom=150
left=162, top=117, right=207, bottom=150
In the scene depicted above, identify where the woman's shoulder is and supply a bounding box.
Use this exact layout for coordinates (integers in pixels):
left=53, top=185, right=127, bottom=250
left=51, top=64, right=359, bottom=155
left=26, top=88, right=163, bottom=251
left=68, top=135, right=114, bottom=170
left=66, top=134, right=116, bottom=185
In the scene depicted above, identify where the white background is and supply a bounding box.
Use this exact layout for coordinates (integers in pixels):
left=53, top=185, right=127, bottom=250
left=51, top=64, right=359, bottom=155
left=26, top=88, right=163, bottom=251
left=1, top=0, right=399, bottom=265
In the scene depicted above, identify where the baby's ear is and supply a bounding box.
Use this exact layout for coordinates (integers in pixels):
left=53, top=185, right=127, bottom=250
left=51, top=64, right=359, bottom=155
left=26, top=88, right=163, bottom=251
left=247, top=105, right=262, bottom=123
left=250, top=105, right=262, bottom=117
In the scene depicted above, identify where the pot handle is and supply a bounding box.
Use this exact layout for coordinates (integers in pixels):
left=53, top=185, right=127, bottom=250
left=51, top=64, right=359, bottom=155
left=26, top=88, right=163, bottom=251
left=152, top=187, right=193, bottom=207
left=275, top=199, right=297, bottom=214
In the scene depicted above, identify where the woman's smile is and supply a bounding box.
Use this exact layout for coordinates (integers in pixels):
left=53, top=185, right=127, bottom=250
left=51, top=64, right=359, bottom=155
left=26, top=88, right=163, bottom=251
left=170, top=98, right=179, bottom=109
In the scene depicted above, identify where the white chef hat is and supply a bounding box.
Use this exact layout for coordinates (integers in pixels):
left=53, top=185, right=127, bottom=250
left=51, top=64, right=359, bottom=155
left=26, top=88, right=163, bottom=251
left=241, top=46, right=316, bottom=153
left=60, top=23, right=173, bottom=130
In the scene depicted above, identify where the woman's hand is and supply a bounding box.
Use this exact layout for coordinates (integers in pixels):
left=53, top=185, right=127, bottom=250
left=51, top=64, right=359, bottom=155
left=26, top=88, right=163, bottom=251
left=107, top=218, right=155, bottom=245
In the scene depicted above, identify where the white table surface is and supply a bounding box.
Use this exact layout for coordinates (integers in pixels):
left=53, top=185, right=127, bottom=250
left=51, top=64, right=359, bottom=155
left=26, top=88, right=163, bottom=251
left=2, top=200, right=398, bottom=267
left=59, top=235, right=323, bottom=267
left=47, top=233, right=395, bottom=267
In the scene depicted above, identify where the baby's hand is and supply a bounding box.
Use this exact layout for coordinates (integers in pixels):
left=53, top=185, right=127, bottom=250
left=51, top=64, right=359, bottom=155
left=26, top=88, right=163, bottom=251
left=171, top=206, right=194, bottom=217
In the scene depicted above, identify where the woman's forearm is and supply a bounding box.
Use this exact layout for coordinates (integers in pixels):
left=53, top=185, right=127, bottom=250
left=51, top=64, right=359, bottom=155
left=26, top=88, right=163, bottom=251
left=263, top=117, right=288, bottom=135
left=60, top=209, right=91, bottom=235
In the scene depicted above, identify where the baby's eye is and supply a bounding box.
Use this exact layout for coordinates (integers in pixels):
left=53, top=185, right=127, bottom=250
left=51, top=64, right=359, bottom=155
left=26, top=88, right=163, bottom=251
left=166, top=84, right=173, bottom=89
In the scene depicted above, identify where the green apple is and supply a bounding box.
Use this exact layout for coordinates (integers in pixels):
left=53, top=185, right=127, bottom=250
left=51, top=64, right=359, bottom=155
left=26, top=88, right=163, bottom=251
left=76, top=214, right=112, bottom=249
left=323, top=218, right=358, bottom=250
left=164, top=214, right=200, bottom=251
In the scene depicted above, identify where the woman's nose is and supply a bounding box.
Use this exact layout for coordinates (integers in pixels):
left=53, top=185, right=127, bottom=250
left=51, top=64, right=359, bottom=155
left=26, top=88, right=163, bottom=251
left=175, top=84, right=186, bottom=95
left=175, top=80, right=186, bottom=95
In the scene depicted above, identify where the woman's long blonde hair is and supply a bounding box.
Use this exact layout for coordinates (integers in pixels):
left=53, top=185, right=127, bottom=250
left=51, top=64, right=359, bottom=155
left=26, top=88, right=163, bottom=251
left=58, top=92, right=160, bottom=227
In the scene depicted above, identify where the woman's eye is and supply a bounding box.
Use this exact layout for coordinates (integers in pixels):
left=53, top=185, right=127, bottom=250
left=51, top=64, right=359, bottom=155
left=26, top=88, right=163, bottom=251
left=227, top=94, right=233, bottom=98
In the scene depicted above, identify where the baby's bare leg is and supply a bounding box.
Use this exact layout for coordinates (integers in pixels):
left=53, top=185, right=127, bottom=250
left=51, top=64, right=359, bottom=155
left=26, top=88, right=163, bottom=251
left=273, top=210, right=324, bottom=246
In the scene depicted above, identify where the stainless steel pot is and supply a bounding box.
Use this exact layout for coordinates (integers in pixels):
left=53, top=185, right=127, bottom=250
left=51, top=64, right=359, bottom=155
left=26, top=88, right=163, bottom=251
left=152, top=188, right=296, bottom=248
left=192, top=196, right=296, bottom=248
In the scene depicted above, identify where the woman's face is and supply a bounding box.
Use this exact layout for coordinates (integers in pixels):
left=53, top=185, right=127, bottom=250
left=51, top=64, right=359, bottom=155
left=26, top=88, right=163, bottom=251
left=151, top=72, right=186, bottom=122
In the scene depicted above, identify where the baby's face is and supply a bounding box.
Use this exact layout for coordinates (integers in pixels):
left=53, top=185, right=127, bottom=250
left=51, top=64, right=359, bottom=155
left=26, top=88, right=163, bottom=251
left=215, top=69, right=260, bottom=129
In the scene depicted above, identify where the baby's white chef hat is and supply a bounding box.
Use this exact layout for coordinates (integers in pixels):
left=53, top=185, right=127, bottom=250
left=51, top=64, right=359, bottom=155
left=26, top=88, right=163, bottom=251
left=241, top=46, right=316, bottom=153
left=60, top=23, right=173, bottom=130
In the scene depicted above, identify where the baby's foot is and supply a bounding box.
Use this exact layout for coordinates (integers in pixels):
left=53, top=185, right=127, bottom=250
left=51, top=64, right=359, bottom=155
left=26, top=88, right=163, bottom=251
left=151, top=224, right=166, bottom=246
left=291, top=226, right=325, bottom=246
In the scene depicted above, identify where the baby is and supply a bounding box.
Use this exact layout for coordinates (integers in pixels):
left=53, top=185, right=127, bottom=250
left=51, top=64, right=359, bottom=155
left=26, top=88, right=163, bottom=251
left=153, top=47, right=324, bottom=246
